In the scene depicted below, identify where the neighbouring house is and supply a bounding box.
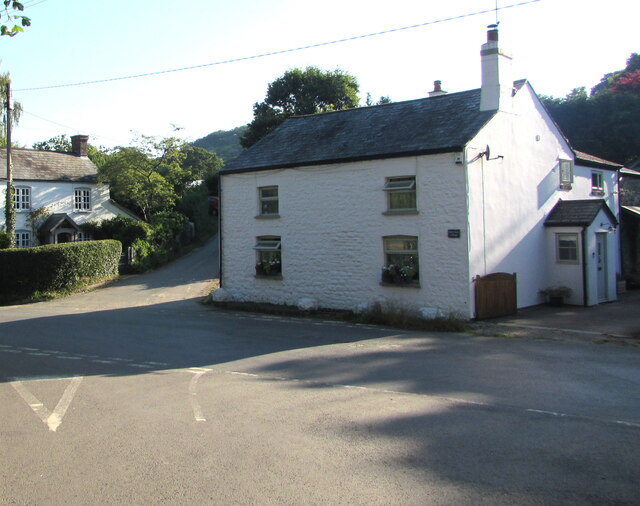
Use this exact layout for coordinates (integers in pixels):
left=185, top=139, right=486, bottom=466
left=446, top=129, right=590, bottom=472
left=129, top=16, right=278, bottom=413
left=620, top=167, right=640, bottom=285
left=1, top=135, right=138, bottom=247
left=217, top=26, right=622, bottom=319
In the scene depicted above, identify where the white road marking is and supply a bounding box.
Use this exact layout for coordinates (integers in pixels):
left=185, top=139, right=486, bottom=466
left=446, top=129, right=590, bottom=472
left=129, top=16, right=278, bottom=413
left=187, top=368, right=212, bottom=422
left=10, top=376, right=83, bottom=432
left=227, top=371, right=640, bottom=429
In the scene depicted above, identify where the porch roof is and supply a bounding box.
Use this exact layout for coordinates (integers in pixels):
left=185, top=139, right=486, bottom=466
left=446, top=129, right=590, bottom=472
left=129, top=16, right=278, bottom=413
left=39, top=213, right=81, bottom=234
left=544, top=199, right=618, bottom=227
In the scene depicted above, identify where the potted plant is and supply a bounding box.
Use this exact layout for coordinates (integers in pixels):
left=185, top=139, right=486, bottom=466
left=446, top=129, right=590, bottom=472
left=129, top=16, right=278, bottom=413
left=539, top=285, right=572, bottom=306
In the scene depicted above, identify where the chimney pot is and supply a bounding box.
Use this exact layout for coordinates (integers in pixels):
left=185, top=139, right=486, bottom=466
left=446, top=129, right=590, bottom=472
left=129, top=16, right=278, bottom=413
left=71, top=135, right=89, bottom=157
left=487, top=24, right=499, bottom=42
left=434, top=80, right=442, bottom=92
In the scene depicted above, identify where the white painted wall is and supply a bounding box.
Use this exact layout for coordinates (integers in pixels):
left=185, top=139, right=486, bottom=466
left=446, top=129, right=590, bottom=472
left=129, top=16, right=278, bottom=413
left=0, top=181, right=130, bottom=243
left=545, top=226, right=584, bottom=305
left=466, top=83, right=575, bottom=311
left=221, top=153, right=472, bottom=316
left=466, top=83, right=621, bottom=311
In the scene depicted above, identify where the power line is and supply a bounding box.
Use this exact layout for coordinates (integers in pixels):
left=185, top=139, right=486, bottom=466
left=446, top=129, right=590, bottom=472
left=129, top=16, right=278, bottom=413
left=15, top=0, right=540, bottom=92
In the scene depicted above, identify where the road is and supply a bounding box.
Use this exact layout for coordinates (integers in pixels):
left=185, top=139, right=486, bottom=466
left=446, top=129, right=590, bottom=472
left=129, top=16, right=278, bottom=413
left=1, top=239, right=639, bottom=505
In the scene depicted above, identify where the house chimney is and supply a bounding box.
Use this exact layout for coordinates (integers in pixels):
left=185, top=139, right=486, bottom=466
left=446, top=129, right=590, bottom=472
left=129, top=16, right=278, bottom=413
left=71, top=134, right=89, bottom=157
left=480, top=24, right=513, bottom=112
left=429, top=80, right=448, bottom=97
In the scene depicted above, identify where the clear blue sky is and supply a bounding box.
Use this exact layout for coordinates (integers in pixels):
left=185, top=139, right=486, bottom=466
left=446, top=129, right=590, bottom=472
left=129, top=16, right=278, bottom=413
left=2, top=0, right=636, bottom=149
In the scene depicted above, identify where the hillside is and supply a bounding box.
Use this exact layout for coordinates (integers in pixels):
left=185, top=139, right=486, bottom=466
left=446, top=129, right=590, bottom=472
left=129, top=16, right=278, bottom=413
left=192, top=126, right=247, bottom=162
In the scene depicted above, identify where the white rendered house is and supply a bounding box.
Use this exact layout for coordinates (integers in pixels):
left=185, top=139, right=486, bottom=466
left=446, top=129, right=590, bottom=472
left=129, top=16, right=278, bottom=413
left=217, top=26, right=621, bottom=318
left=1, top=135, right=138, bottom=247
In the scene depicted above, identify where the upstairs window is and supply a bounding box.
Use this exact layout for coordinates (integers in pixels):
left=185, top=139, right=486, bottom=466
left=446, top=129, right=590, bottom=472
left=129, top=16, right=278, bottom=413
left=591, top=171, right=604, bottom=196
left=254, top=236, right=282, bottom=277
left=74, top=188, right=91, bottom=212
left=258, top=186, right=279, bottom=216
left=14, top=186, right=31, bottom=211
left=383, top=176, right=417, bottom=212
left=559, top=160, right=573, bottom=189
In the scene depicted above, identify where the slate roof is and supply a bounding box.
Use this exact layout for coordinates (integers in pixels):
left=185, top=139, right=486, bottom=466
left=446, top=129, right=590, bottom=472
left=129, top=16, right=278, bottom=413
left=39, top=213, right=81, bottom=233
left=544, top=199, right=618, bottom=227
left=223, top=88, right=497, bottom=174
left=0, top=148, right=98, bottom=183
left=574, top=150, right=623, bottom=170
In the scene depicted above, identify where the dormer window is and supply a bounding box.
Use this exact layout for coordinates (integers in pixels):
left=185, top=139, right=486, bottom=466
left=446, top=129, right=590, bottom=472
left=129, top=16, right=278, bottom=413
left=591, top=171, right=604, bottom=196
left=559, top=160, right=573, bottom=190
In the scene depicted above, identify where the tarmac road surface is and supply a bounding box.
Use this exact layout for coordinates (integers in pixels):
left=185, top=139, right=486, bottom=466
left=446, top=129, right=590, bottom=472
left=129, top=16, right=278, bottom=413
left=1, top=239, right=639, bottom=505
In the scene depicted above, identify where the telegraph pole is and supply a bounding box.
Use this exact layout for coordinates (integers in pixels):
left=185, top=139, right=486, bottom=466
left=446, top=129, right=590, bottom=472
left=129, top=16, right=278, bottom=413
left=5, top=79, right=15, bottom=247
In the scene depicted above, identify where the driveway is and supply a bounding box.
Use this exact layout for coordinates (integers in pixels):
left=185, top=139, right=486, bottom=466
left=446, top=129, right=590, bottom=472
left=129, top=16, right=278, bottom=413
left=482, top=289, right=640, bottom=340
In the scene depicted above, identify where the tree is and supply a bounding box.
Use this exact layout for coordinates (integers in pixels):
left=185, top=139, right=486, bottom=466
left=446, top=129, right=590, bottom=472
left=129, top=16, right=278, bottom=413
left=99, top=135, right=223, bottom=221
left=1, top=1, right=30, bottom=37
left=541, top=54, right=640, bottom=166
left=99, top=139, right=180, bottom=222
left=32, top=134, right=72, bottom=152
left=1, top=72, right=21, bottom=146
left=240, top=66, right=360, bottom=148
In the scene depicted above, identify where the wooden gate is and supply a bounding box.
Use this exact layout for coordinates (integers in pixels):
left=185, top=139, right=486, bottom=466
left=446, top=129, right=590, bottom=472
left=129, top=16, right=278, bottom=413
left=474, top=272, right=517, bottom=320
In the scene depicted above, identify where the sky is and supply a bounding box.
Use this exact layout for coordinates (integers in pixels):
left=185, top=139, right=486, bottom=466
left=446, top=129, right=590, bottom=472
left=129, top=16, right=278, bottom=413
left=1, top=0, right=637, bottom=150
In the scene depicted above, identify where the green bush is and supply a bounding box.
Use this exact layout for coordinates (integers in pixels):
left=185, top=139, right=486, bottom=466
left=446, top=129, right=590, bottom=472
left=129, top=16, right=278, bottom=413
left=0, top=240, right=122, bottom=304
left=0, top=231, right=9, bottom=249
left=81, top=217, right=151, bottom=249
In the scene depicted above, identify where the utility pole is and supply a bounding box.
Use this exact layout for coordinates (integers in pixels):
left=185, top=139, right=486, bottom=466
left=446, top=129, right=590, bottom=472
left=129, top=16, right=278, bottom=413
left=5, top=79, right=15, bottom=247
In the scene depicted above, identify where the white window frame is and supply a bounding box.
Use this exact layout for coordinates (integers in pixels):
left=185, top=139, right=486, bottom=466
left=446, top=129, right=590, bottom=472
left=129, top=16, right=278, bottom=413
left=14, top=186, right=31, bottom=211
left=382, top=235, right=420, bottom=284
left=559, top=160, right=573, bottom=189
left=591, top=171, right=604, bottom=195
left=15, top=230, right=31, bottom=248
left=258, top=186, right=279, bottom=216
left=383, top=176, right=417, bottom=212
left=254, top=236, right=282, bottom=276
left=556, top=233, right=579, bottom=264
left=74, top=188, right=92, bottom=212
left=76, top=231, right=92, bottom=241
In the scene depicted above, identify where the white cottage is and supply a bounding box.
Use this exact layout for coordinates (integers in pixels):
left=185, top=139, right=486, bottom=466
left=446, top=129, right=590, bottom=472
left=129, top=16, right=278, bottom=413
left=1, top=135, right=138, bottom=247
left=218, top=26, right=621, bottom=319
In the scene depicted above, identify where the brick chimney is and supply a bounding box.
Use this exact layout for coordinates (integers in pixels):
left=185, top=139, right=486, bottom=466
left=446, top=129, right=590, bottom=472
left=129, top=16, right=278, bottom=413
left=71, top=134, right=89, bottom=157
left=480, top=25, right=513, bottom=112
left=429, top=80, right=448, bottom=97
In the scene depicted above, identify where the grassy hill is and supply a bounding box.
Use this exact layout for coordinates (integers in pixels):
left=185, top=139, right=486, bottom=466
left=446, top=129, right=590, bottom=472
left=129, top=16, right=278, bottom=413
left=192, top=126, right=246, bottom=162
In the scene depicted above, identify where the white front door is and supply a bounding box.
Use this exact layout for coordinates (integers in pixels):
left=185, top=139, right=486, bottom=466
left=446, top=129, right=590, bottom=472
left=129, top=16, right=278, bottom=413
left=596, top=233, right=608, bottom=303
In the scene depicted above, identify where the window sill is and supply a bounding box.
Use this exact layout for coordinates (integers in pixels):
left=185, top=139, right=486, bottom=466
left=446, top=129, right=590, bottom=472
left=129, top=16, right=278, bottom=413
left=590, top=190, right=605, bottom=197
left=382, top=209, right=419, bottom=216
left=380, top=281, right=421, bottom=288
left=558, top=184, right=572, bottom=191
left=255, top=214, right=280, bottom=220
left=255, top=274, right=283, bottom=280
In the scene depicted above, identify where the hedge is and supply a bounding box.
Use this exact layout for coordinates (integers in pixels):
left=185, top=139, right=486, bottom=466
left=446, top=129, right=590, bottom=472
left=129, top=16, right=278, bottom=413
left=0, top=240, right=122, bottom=303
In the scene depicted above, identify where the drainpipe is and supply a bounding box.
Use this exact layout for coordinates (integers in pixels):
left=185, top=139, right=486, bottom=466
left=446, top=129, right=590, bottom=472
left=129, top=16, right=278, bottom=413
left=581, top=227, right=588, bottom=306
left=218, top=176, right=223, bottom=286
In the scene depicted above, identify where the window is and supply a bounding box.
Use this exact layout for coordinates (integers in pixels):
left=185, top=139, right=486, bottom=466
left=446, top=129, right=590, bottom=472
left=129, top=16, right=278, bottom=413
left=383, top=176, right=417, bottom=212
left=255, top=236, right=281, bottom=276
left=591, top=171, right=604, bottom=195
left=258, top=186, right=279, bottom=216
left=382, top=236, right=419, bottom=285
left=74, top=188, right=91, bottom=211
left=76, top=231, right=92, bottom=241
left=556, top=233, right=579, bottom=263
left=15, top=230, right=31, bottom=248
left=14, top=186, right=31, bottom=211
left=559, top=160, right=573, bottom=189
